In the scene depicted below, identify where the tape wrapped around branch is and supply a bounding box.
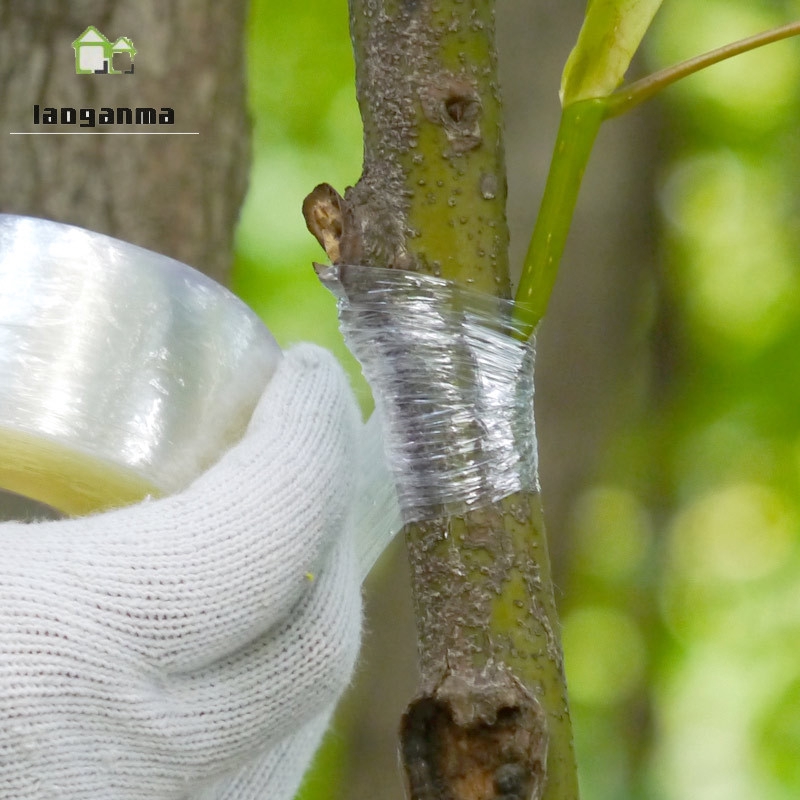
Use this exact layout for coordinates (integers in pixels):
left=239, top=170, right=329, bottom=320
left=319, top=264, right=539, bottom=524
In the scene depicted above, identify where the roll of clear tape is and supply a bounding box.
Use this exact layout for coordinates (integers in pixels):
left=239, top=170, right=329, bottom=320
left=0, top=215, right=401, bottom=582
left=319, top=263, right=538, bottom=524
left=0, top=214, right=282, bottom=515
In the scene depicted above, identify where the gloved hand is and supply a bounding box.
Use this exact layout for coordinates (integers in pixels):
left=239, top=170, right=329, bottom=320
left=0, top=344, right=363, bottom=800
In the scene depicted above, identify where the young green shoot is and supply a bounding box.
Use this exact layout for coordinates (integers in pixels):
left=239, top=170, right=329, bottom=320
left=514, top=14, right=800, bottom=336
left=605, top=18, right=800, bottom=118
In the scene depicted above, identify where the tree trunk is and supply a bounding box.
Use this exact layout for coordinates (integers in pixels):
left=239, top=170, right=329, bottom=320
left=306, top=2, right=579, bottom=798
left=0, top=0, right=250, bottom=283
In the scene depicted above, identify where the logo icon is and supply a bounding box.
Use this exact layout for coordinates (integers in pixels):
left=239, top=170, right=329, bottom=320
left=72, top=26, right=136, bottom=75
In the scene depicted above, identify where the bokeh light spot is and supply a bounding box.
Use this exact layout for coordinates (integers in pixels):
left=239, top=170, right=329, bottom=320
left=755, top=677, right=800, bottom=789
left=563, top=606, right=646, bottom=707
left=659, top=152, right=795, bottom=350
left=570, top=485, right=652, bottom=582
left=654, top=650, right=763, bottom=800
left=650, top=1, right=799, bottom=131
left=669, top=482, right=795, bottom=584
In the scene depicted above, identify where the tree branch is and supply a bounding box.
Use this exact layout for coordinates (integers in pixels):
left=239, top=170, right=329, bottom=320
left=306, top=2, right=579, bottom=798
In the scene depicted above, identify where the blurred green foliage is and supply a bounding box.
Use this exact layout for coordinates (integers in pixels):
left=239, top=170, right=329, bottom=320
left=233, top=0, right=371, bottom=411
left=235, top=0, right=800, bottom=798
left=565, top=2, right=800, bottom=799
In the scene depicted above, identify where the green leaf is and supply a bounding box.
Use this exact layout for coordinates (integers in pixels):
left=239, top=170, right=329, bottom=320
left=560, top=0, right=663, bottom=106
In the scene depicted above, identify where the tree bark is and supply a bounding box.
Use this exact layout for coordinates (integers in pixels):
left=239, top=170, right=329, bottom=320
left=0, top=0, right=250, bottom=283
left=306, top=2, right=579, bottom=798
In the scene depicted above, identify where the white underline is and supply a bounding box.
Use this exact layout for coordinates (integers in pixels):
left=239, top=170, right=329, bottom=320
left=9, top=131, right=199, bottom=135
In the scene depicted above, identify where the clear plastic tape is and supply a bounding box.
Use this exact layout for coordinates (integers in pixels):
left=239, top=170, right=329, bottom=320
left=319, top=264, right=538, bottom=524
left=353, top=408, right=403, bottom=581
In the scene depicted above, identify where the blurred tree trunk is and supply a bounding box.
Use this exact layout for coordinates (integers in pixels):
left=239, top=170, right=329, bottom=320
left=0, top=0, right=250, bottom=283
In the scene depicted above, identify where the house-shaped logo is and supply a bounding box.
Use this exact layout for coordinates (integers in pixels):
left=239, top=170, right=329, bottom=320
left=72, top=26, right=136, bottom=75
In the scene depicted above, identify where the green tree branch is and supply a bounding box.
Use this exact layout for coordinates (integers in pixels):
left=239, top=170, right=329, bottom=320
left=305, top=1, right=579, bottom=798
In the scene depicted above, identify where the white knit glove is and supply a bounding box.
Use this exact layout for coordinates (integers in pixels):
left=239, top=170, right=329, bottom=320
left=0, top=344, right=363, bottom=800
